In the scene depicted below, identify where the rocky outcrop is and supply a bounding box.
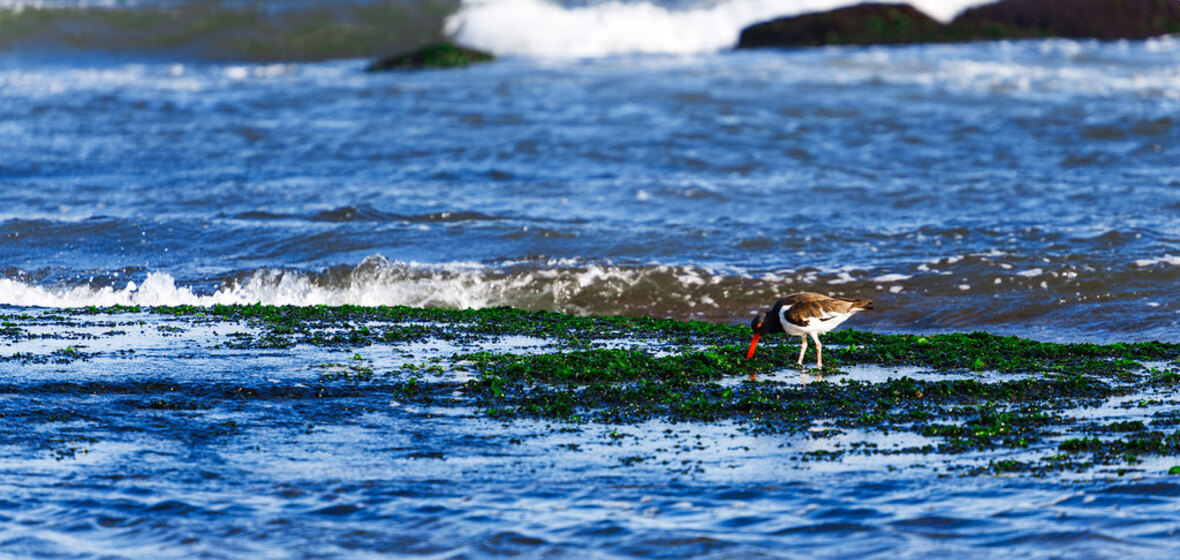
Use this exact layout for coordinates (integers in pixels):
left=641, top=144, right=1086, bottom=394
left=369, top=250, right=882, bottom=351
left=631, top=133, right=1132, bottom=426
left=739, top=3, right=947, bottom=48
left=952, top=0, right=1180, bottom=41
left=365, top=42, right=493, bottom=72
left=736, top=0, right=1180, bottom=49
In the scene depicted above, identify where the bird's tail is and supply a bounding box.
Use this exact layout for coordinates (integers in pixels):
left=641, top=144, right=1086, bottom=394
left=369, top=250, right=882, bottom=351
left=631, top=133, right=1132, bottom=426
left=854, top=299, right=873, bottom=310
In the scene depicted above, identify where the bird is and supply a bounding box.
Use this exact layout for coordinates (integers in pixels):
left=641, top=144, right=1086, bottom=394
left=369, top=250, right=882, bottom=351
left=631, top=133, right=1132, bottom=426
left=746, top=292, right=873, bottom=369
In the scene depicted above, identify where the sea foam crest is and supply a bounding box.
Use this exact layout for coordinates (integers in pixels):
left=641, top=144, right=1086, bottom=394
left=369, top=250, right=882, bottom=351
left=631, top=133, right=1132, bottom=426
left=0, top=261, right=503, bottom=309
left=0, top=272, right=203, bottom=308
left=444, top=0, right=986, bottom=57
left=0, top=257, right=737, bottom=315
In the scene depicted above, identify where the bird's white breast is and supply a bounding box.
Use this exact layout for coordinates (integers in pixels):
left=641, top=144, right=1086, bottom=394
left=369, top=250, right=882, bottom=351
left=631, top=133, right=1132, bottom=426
left=779, top=305, right=860, bottom=336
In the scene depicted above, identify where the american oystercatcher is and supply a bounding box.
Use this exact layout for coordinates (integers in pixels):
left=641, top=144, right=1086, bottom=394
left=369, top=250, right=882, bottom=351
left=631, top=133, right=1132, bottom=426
left=746, top=292, right=873, bottom=369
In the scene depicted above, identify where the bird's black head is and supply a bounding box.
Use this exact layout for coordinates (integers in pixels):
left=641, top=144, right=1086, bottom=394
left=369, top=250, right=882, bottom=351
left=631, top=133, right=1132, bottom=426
left=750, top=311, right=769, bottom=334
left=750, top=308, right=778, bottom=334
left=747, top=311, right=770, bottom=359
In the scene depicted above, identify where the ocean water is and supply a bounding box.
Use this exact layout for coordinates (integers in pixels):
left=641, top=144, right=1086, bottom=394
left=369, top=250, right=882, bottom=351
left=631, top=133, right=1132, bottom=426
left=2, top=310, right=1180, bottom=559
left=2, top=0, right=1180, bottom=557
left=2, top=0, right=1178, bottom=342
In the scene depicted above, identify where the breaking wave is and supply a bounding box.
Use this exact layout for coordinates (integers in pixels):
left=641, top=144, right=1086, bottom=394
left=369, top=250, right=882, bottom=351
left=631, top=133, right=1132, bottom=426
left=3, top=255, right=1178, bottom=341
left=0, top=257, right=755, bottom=317
left=444, top=0, right=988, bottom=57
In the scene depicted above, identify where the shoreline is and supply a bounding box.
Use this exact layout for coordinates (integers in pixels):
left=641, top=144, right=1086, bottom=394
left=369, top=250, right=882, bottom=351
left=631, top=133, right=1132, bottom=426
left=4, top=303, right=1179, bottom=478
left=4, top=303, right=1179, bottom=556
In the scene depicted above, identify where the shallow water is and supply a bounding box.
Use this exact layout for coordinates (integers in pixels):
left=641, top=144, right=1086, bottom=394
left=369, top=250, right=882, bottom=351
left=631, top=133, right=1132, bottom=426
left=3, top=309, right=1180, bottom=558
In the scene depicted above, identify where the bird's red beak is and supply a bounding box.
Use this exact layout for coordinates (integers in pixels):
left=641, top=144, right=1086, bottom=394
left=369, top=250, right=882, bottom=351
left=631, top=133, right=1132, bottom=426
left=746, top=333, right=760, bottom=359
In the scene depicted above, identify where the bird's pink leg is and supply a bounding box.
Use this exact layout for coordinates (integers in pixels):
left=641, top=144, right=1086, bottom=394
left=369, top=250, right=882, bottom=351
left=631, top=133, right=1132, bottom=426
left=811, top=332, right=823, bottom=369
left=797, top=335, right=807, bottom=366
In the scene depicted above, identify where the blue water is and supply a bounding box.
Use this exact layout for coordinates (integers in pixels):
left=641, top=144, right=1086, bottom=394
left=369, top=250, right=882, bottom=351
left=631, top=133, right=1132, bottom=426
left=2, top=0, right=1180, bottom=557
left=3, top=36, right=1179, bottom=340
left=1, top=311, right=1179, bottom=559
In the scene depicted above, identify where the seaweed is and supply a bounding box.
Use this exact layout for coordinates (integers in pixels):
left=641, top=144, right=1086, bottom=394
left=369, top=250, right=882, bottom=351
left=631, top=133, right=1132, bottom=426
left=9, top=304, right=1180, bottom=475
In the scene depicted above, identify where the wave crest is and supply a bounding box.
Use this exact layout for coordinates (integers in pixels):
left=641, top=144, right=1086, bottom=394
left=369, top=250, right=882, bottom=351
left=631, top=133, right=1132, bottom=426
left=444, top=0, right=985, bottom=57
left=0, top=257, right=752, bottom=316
left=3, top=255, right=1177, bottom=341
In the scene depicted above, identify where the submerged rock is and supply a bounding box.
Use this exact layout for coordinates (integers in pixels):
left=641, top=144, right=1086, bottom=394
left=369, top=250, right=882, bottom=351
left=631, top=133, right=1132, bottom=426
left=738, top=3, right=947, bottom=48
left=736, top=0, right=1180, bottom=49
left=365, top=42, right=493, bottom=72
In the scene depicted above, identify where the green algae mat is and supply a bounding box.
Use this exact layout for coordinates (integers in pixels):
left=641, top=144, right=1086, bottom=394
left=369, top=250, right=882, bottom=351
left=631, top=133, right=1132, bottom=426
left=4, top=304, right=1180, bottom=477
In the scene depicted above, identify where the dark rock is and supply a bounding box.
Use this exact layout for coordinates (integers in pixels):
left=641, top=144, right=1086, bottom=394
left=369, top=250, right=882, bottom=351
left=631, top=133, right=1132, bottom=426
left=738, top=3, right=947, bottom=48
left=365, top=42, right=493, bottom=72
left=949, top=0, right=1180, bottom=41
left=737, top=0, right=1180, bottom=50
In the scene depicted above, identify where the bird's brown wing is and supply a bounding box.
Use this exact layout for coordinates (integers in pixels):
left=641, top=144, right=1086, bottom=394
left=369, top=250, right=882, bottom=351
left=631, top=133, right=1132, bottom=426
left=779, top=292, right=872, bottom=326
left=782, top=301, right=825, bottom=326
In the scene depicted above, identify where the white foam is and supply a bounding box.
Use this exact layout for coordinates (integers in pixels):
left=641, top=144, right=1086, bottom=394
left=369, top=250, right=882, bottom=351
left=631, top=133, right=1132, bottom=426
left=922, top=46, right=1180, bottom=99
left=0, top=257, right=738, bottom=312
left=1, top=273, right=195, bottom=308
left=1145, top=35, right=1179, bottom=52
left=872, top=273, right=911, bottom=283
left=1134, top=255, right=1180, bottom=267
left=0, top=260, right=510, bottom=309
left=828, top=271, right=858, bottom=285
left=1016, top=268, right=1043, bottom=278
left=444, top=0, right=988, bottom=58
